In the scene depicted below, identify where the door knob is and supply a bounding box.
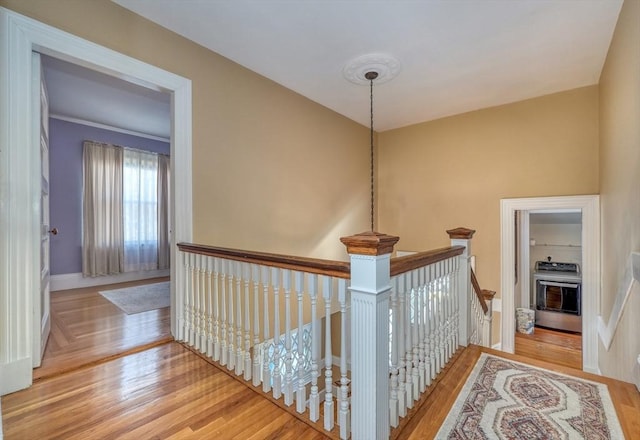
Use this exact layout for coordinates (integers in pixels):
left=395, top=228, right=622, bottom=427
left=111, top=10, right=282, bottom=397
left=49, top=227, right=58, bottom=235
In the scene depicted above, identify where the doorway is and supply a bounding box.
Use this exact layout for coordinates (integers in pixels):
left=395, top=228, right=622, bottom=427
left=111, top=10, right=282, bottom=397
left=500, top=195, right=600, bottom=374
left=0, top=7, right=192, bottom=395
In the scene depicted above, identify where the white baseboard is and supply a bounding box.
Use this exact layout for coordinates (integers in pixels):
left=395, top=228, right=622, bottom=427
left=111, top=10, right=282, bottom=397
left=51, top=269, right=170, bottom=291
left=0, top=357, right=32, bottom=396
left=492, top=342, right=502, bottom=351
left=597, top=252, right=639, bottom=351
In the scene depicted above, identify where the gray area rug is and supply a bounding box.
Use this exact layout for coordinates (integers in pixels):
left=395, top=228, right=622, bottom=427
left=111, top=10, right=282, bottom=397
left=99, top=281, right=170, bottom=315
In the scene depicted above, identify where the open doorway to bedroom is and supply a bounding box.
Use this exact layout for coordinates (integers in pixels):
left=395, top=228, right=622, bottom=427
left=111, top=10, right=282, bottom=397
left=1, top=6, right=192, bottom=394
left=33, top=54, right=173, bottom=380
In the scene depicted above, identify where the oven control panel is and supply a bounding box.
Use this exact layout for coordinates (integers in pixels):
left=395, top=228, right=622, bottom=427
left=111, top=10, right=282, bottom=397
left=535, top=261, right=580, bottom=274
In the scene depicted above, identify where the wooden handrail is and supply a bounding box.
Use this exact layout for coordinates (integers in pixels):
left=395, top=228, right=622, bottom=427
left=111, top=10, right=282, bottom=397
left=177, top=242, right=351, bottom=279
left=471, top=268, right=495, bottom=314
left=390, top=246, right=465, bottom=277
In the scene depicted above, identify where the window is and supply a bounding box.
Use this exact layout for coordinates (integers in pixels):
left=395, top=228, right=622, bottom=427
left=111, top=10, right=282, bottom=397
left=123, top=149, right=159, bottom=272
left=82, top=140, right=169, bottom=277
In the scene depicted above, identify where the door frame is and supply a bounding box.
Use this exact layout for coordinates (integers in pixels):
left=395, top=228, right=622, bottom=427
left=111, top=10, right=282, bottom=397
left=0, top=7, right=193, bottom=395
left=500, top=195, right=600, bottom=374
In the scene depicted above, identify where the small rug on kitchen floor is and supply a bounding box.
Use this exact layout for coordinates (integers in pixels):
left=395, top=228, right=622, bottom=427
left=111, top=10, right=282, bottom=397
left=100, top=281, right=169, bottom=315
left=436, top=353, right=624, bottom=439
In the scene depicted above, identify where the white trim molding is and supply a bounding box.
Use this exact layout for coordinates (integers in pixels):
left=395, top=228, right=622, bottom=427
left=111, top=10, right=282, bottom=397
left=597, top=252, right=640, bottom=351
left=51, top=269, right=171, bottom=292
left=0, top=7, right=192, bottom=395
left=50, top=114, right=170, bottom=142
left=500, top=195, right=600, bottom=374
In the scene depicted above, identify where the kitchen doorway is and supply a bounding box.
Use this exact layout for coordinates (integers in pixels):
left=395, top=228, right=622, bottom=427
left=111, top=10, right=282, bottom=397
left=500, top=195, right=600, bottom=374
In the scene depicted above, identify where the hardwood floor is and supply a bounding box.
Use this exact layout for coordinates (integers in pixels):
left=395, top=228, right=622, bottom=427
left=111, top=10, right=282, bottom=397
left=3, top=342, right=638, bottom=439
left=3, top=343, right=329, bottom=440
left=34, top=277, right=172, bottom=381
left=514, top=326, right=582, bottom=370
left=4, top=292, right=637, bottom=439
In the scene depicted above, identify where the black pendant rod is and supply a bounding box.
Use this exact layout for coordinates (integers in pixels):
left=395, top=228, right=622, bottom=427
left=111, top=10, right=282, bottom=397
left=365, top=71, right=378, bottom=232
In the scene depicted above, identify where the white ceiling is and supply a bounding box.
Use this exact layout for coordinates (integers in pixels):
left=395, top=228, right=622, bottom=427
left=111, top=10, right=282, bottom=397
left=41, top=55, right=171, bottom=140
left=44, top=1, right=623, bottom=138
left=110, top=0, right=622, bottom=131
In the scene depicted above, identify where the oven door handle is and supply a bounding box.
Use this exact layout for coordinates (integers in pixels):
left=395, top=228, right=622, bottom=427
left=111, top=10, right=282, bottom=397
left=539, top=281, right=579, bottom=288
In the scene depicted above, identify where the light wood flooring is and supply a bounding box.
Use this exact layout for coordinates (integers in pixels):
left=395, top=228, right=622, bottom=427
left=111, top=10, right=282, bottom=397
left=3, top=287, right=637, bottom=439
left=3, top=342, right=328, bottom=440
left=34, top=277, right=172, bottom=381
left=4, top=342, right=638, bottom=439
left=514, top=326, right=582, bottom=370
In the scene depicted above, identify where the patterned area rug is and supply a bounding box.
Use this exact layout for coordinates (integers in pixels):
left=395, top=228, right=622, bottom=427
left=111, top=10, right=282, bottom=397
left=99, top=281, right=170, bottom=315
left=436, top=353, right=624, bottom=439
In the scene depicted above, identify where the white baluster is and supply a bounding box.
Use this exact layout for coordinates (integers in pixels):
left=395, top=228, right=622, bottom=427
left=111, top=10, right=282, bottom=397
left=434, top=263, right=441, bottom=374
left=443, top=259, right=450, bottom=361
left=271, top=267, right=282, bottom=399
left=429, top=264, right=437, bottom=380
left=252, top=264, right=261, bottom=386
left=295, top=271, right=306, bottom=414
left=389, top=276, right=399, bottom=428
left=235, top=261, right=243, bottom=375
left=206, top=256, right=214, bottom=357
left=441, top=261, right=448, bottom=364
left=438, top=261, right=445, bottom=371
left=243, top=263, right=252, bottom=380
left=447, top=258, right=458, bottom=359
left=412, top=272, right=420, bottom=401
left=397, top=275, right=407, bottom=417
left=220, top=260, right=228, bottom=366
left=322, top=276, right=334, bottom=431
left=283, top=269, right=294, bottom=406
left=453, top=257, right=460, bottom=349
left=213, top=258, right=221, bottom=361
left=199, top=254, right=207, bottom=351
left=188, top=253, right=196, bottom=345
left=309, top=274, right=320, bottom=422
left=417, top=268, right=426, bottom=393
left=227, top=261, right=235, bottom=371
left=404, top=273, right=414, bottom=410
left=262, top=266, right=271, bottom=393
left=338, top=278, right=350, bottom=438
left=423, top=265, right=432, bottom=387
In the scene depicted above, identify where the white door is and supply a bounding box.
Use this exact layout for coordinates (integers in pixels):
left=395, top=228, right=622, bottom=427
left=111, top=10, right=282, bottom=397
left=32, top=52, right=52, bottom=367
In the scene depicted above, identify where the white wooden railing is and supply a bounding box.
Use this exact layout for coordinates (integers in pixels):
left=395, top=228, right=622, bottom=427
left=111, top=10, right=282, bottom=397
left=469, top=269, right=495, bottom=348
left=176, top=243, right=350, bottom=434
left=176, top=227, right=492, bottom=440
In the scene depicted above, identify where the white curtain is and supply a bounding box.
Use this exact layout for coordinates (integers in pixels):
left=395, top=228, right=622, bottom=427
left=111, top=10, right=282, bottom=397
left=123, top=148, right=159, bottom=272
left=82, top=141, right=124, bottom=277
left=157, top=154, right=170, bottom=270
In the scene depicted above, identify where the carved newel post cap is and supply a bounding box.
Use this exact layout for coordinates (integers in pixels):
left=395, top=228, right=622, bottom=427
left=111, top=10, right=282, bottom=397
left=446, top=227, right=476, bottom=240
left=340, top=231, right=400, bottom=256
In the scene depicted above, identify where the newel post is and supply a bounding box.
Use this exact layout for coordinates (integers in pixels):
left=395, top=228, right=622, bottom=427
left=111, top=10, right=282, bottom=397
left=447, top=227, right=475, bottom=347
left=341, top=231, right=399, bottom=440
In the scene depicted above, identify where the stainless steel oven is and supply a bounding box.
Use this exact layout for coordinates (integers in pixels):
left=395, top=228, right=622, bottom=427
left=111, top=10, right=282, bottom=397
left=533, top=261, right=582, bottom=333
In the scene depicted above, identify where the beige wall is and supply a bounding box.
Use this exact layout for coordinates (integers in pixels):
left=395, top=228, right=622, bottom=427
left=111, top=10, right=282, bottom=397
left=378, top=86, right=599, bottom=298
left=598, top=0, right=640, bottom=384
left=0, top=0, right=370, bottom=261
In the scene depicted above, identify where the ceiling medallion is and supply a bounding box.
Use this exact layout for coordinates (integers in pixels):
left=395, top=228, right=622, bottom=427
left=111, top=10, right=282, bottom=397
left=343, top=53, right=401, bottom=85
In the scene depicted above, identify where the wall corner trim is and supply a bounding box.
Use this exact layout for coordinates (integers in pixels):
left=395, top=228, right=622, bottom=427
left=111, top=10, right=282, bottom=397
left=597, top=252, right=640, bottom=351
